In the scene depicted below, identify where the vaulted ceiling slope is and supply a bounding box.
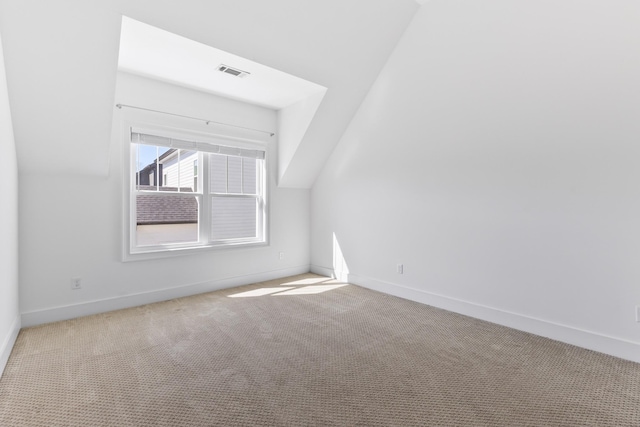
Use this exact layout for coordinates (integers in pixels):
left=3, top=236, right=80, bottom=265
left=0, top=0, right=419, bottom=187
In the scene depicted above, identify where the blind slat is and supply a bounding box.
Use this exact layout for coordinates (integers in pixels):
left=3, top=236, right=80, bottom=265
left=131, top=131, right=265, bottom=159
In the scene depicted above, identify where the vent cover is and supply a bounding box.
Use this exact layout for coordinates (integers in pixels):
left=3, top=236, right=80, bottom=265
left=218, top=64, right=250, bottom=78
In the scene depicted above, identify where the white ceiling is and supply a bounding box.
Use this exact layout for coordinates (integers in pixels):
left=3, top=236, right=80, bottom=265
left=118, top=17, right=326, bottom=110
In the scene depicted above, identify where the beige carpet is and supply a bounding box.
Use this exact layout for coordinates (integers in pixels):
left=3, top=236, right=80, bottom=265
left=1, top=273, right=639, bottom=426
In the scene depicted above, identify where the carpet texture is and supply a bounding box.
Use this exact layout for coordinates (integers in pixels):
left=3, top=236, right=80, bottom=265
left=0, top=273, right=639, bottom=426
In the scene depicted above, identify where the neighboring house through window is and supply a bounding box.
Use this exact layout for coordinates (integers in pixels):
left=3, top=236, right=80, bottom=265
left=193, top=159, right=198, bottom=191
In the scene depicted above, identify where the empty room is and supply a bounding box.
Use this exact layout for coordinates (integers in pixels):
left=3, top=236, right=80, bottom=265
left=1, top=0, right=639, bottom=425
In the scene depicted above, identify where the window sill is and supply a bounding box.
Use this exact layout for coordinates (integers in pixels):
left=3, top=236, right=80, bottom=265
left=123, top=240, right=268, bottom=262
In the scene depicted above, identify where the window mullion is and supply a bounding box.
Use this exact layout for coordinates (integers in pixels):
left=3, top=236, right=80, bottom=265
left=154, top=146, right=159, bottom=191
left=201, top=152, right=210, bottom=243
left=208, top=193, right=257, bottom=198
left=176, top=149, right=181, bottom=192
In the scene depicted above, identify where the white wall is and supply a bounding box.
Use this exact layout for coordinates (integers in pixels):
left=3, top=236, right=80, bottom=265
left=0, top=31, right=20, bottom=375
left=277, top=90, right=326, bottom=185
left=311, top=0, right=640, bottom=362
left=19, top=72, right=310, bottom=325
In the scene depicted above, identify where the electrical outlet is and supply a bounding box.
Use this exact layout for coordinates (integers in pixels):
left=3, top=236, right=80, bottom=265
left=636, top=306, right=640, bottom=323
left=71, top=277, right=82, bottom=290
left=397, top=264, right=404, bottom=274
left=279, top=252, right=285, bottom=260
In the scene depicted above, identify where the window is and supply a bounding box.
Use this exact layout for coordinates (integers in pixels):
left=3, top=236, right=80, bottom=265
left=127, top=128, right=266, bottom=257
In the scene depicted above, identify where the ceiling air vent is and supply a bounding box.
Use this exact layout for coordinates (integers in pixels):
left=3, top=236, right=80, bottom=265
left=218, top=64, right=250, bottom=78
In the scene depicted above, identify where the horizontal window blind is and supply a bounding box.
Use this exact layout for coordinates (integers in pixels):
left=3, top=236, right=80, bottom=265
left=131, top=131, right=265, bottom=160
left=210, top=197, right=257, bottom=240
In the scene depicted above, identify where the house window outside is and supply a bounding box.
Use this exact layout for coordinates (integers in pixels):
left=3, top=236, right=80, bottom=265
left=128, top=129, right=266, bottom=256
left=193, top=159, right=198, bottom=191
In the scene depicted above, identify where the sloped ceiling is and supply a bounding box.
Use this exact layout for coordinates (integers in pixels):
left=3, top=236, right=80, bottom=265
left=118, top=17, right=328, bottom=111
left=0, top=0, right=418, bottom=186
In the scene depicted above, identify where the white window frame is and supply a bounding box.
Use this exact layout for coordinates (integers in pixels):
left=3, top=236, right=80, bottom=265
left=122, top=120, right=269, bottom=261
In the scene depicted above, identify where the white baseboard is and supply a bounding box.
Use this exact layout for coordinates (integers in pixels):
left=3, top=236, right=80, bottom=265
left=348, top=273, right=640, bottom=364
left=310, top=264, right=335, bottom=278
left=0, top=315, right=21, bottom=378
left=21, top=265, right=310, bottom=328
left=310, top=264, right=350, bottom=283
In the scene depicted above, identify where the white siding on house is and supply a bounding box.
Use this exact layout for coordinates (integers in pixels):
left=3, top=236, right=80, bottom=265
left=163, top=151, right=197, bottom=191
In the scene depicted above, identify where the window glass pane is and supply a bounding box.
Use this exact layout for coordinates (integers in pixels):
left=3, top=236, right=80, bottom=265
left=242, top=158, right=257, bottom=195
left=209, top=153, right=227, bottom=193
left=211, top=197, right=257, bottom=240
left=227, top=156, right=242, bottom=194
left=159, top=150, right=178, bottom=191
left=134, top=144, right=174, bottom=191
left=136, top=145, right=156, bottom=190
left=136, top=194, right=199, bottom=246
